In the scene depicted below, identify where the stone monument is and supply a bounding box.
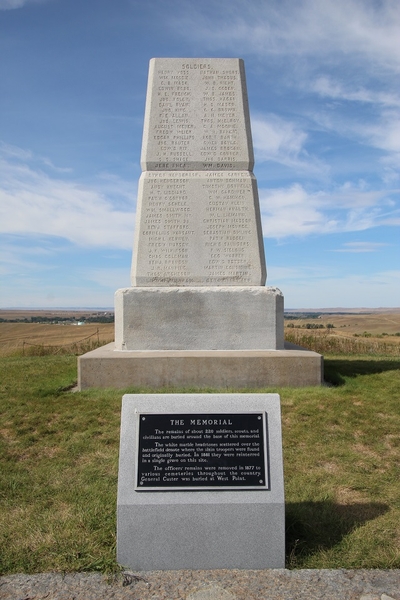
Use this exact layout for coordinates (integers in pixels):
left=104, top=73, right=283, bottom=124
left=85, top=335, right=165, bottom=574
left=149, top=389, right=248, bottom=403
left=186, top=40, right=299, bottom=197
left=78, top=58, right=322, bottom=389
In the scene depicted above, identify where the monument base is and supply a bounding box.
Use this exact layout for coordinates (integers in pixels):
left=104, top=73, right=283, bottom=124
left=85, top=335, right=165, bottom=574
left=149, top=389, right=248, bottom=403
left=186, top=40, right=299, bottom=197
left=78, top=342, right=323, bottom=390
left=115, top=286, right=284, bottom=351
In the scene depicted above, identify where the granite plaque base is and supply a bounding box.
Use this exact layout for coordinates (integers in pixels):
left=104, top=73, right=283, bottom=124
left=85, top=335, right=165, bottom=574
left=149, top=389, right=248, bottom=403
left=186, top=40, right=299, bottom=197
left=117, top=394, right=285, bottom=570
left=78, top=343, right=323, bottom=390
left=115, top=286, right=284, bottom=351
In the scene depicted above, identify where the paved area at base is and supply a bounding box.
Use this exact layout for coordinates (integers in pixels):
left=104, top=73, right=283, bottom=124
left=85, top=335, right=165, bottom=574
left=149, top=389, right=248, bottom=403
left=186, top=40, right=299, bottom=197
left=1, top=569, right=399, bottom=600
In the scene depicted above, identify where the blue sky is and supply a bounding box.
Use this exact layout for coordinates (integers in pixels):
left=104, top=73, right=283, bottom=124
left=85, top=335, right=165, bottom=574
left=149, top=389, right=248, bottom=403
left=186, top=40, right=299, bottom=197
left=1, top=0, right=399, bottom=309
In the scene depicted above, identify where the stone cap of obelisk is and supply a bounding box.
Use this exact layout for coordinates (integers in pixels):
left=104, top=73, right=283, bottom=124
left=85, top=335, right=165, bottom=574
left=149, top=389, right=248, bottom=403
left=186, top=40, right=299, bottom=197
left=140, top=58, right=255, bottom=172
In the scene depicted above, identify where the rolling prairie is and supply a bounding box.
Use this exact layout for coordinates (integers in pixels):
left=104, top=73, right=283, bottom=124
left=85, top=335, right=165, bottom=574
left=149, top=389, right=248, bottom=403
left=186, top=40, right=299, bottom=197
left=0, top=322, right=114, bottom=356
left=1, top=309, right=400, bottom=356
left=286, top=311, right=400, bottom=337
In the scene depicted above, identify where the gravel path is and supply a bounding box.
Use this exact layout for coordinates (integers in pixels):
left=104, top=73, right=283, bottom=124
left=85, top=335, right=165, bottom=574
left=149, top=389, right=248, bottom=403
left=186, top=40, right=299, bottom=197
left=1, top=569, right=399, bottom=600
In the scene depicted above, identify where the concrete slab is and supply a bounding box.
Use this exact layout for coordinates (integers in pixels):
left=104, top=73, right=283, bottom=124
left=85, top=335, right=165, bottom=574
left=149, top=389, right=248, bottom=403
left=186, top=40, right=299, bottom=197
left=78, top=342, right=323, bottom=390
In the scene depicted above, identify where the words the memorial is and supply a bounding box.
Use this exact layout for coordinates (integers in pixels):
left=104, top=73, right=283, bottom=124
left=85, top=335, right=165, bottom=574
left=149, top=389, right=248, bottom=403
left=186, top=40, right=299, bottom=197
left=136, top=412, right=267, bottom=489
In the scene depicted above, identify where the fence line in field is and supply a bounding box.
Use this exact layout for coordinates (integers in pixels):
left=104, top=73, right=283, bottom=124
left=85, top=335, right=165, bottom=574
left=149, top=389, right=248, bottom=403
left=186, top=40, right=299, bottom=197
left=21, top=329, right=101, bottom=355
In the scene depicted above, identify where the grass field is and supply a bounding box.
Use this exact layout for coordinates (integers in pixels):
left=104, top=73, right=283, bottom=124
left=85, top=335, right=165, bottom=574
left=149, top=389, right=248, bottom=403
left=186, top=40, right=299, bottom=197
left=0, top=312, right=399, bottom=574
left=284, top=310, right=400, bottom=357
left=0, top=323, right=114, bottom=356
left=1, top=310, right=400, bottom=357
left=286, top=310, right=400, bottom=337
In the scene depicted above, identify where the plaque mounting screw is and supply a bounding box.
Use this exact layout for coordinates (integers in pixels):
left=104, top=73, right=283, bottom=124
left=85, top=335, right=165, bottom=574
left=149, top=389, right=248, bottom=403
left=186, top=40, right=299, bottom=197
left=259, top=480, right=263, bottom=484
left=142, top=417, right=146, bottom=421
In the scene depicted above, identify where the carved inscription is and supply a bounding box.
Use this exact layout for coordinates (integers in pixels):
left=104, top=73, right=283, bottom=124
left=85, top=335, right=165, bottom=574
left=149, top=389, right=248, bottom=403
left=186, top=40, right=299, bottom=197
left=136, top=413, right=268, bottom=489
left=132, top=58, right=266, bottom=286
left=132, top=171, right=265, bottom=286
left=142, top=58, right=253, bottom=171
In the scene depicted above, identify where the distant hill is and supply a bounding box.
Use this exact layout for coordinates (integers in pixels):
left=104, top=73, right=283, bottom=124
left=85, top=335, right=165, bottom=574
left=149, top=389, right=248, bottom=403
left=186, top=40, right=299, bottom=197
left=285, top=307, right=400, bottom=314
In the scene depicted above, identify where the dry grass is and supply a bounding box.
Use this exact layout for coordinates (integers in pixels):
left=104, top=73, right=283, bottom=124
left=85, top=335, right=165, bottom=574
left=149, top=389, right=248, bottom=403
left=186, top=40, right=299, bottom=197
left=285, top=311, right=400, bottom=355
left=0, top=308, right=399, bottom=572
left=1, top=352, right=399, bottom=573
left=0, top=323, right=114, bottom=356
left=285, top=327, right=400, bottom=356
left=286, top=310, right=400, bottom=335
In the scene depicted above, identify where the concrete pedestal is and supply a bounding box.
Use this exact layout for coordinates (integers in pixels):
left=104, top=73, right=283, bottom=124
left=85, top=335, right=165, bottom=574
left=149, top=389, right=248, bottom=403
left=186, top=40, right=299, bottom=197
left=78, top=342, right=323, bottom=390
left=115, top=286, right=284, bottom=351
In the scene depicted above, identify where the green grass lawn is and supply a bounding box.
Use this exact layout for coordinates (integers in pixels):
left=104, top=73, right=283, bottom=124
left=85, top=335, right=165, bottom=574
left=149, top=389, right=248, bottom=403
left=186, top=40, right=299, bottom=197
left=0, top=354, right=399, bottom=573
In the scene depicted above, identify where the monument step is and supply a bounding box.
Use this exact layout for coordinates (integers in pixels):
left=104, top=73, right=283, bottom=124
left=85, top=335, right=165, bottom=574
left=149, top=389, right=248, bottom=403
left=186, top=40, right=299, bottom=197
left=78, top=342, right=323, bottom=390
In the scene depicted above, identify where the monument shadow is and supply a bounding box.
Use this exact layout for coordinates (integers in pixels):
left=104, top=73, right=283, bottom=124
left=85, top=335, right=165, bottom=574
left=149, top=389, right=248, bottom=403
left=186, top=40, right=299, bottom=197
left=324, top=358, right=400, bottom=386
left=285, top=499, right=389, bottom=565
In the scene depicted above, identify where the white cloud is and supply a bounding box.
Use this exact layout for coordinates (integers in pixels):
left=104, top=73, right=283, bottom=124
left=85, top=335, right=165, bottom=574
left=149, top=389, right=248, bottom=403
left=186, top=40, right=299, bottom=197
left=260, top=184, right=330, bottom=238
left=251, top=115, right=327, bottom=176
left=0, top=145, right=136, bottom=249
left=171, top=0, right=400, bottom=74
left=0, top=239, right=57, bottom=276
left=252, top=115, right=306, bottom=159
left=311, top=76, right=400, bottom=108
left=327, top=181, right=398, bottom=209
left=306, top=105, right=400, bottom=179
left=333, top=242, right=389, bottom=253
left=0, top=0, right=27, bottom=8
left=172, top=0, right=400, bottom=184
left=314, top=107, right=400, bottom=161
left=365, top=110, right=400, bottom=155
left=0, top=0, right=48, bottom=9
left=0, top=141, right=73, bottom=174
left=381, top=153, right=400, bottom=184
left=288, top=73, right=400, bottom=180
left=0, top=142, right=32, bottom=160
left=259, top=183, right=399, bottom=239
